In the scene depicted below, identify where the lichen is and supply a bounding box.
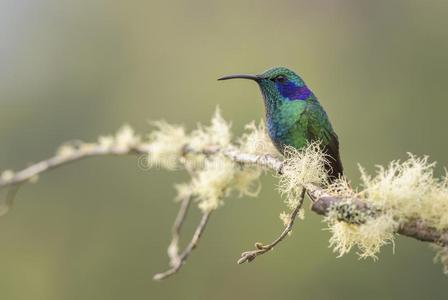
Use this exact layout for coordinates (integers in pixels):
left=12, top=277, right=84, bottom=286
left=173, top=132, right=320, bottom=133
left=432, top=244, right=448, bottom=274
left=278, top=143, right=328, bottom=209
left=0, top=170, right=15, bottom=183
left=238, top=121, right=279, bottom=157
left=189, top=154, right=262, bottom=213
left=325, top=154, right=448, bottom=261
left=189, top=107, right=232, bottom=151
left=114, top=125, right=140, bottom=151
left=327, top=213, right=396, bottom=259
left=147, top=121, right=188, bottom=170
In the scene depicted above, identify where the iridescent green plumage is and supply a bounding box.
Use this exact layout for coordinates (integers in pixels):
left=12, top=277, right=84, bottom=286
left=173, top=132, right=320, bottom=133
left=219, top=67, right=343, bottom=182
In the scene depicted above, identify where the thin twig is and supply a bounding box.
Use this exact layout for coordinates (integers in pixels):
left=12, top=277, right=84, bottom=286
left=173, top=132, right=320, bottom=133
left=167, top=196, right=192, bottom=267
left=237, top=189, right=306, bottom=264
left=0, top=183, right=23, bottom=216
left=0, top=143, right=152, bottom=188
left=153, top=210, right=212, bottom=281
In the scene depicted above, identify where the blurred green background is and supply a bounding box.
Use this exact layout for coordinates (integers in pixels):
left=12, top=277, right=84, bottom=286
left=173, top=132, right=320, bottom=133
left=1, top=0, right=448, bottom=299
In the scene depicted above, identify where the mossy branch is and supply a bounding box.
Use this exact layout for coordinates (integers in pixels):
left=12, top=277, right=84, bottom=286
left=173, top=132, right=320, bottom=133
left=1, top=110, right=448, bottom=279
left=310, top=195, right=448, bottom=245
left=2, top=141, right=447, bottom=268
left=0, top=143, right=151, bottom=188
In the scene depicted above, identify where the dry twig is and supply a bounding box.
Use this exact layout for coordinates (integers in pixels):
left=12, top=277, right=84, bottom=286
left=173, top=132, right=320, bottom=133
left=166, top=196, right=192, bottom=268
left=153, top=210, right=212, bottom=280
left=237, top=189, right=306, bottom=264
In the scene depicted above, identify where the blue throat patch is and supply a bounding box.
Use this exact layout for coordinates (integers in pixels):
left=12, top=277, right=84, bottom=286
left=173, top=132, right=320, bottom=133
left=276, top=81, right=311, bottom=101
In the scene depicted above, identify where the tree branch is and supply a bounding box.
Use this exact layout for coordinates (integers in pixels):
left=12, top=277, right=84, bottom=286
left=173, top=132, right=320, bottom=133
left=237, top=189, right=306, bottom=264
left=167, top=196, right=192, bottom=266
left=1, top=139, right=447, bottom=280
left=309, top=192, right=448, bottom=246
left=212, top=148, right=448, bottom=247
left=153, top=210, right=212, bottom=281
left=0, top=143, right=152, bottom=188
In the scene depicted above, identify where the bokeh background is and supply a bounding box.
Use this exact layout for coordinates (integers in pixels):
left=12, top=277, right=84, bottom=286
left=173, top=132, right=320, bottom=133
left=1, top=0, right=448, bottom=299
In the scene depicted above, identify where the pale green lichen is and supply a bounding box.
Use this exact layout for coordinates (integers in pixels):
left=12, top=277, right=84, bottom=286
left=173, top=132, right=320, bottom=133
left=55, top=125, right=141, bottom=159
left=238, top=121, right=279, bottom=157
left=432, top=244, right=448, bottom=274
left=279, top=209, right=305, bottom=226
left=360, top=155, right=448, bottom=230
left=232, top=166, right=262, bottom=198
left=114, top=125, right=141, bottom=151
left=56, top=144, right=78, bottom=158
left=191, top=155, right=235, bottom=211
left=325, top=177, right=356, bottom=198
left=190, top=154, right=262, bottom=213
left=173, top=182, right=194, bottom=202
left=327, top=214, right=396, bottom=259
left=278, top=143, right=328, bottom=209
left=0, top=170, right=15, bottom=183
left=147, top=121, right=188, bottom=170
left=325, top=154, right=448, bottom=262
left=189, top=107, right=232, bottom=151
left=326, top=201, right=376, bottom=225
left=97, top=135, right=115, bottom=149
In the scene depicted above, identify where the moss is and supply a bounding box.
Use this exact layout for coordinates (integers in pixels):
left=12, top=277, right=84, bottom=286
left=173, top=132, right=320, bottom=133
left=147, top=121, right=187, bottom=170
left=238, top=121, right=279, bottom=157
left=278, top=143, right=328, bottom=209
left=325, top=155, right=448, bottom=260
left=432, top=244, right=448, bottom=274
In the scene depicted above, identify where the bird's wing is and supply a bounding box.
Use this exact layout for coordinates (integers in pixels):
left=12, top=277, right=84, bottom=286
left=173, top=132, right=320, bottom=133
left=307, top=104, right=343, bottom=182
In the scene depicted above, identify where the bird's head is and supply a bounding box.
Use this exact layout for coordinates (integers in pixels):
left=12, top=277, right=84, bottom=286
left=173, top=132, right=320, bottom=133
left=218, top=67, right=314, bottom=105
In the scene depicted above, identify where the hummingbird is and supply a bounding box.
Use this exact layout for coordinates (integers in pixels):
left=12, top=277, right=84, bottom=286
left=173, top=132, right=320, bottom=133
left=218, top=67, right=343, bottom=183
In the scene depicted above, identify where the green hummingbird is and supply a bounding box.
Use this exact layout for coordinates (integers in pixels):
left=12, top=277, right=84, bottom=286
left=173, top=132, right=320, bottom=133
left=218, top=66, right=343, bottom=182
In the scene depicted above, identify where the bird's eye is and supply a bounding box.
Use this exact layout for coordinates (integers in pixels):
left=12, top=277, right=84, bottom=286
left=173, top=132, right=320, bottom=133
left=274, top=75, right=286, bottom=83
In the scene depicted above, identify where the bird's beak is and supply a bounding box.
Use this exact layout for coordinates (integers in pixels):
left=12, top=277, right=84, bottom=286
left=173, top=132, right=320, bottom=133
left=217, top=74, right=260, bottom=82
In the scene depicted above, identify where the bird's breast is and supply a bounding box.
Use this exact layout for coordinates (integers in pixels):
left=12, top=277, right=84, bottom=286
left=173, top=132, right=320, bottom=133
left=266, top=107, right=309, bottom=154
left=266, top=122, right=287, bottom=153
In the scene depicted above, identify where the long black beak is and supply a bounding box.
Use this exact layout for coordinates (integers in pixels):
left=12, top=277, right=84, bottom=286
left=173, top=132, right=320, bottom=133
left=217, top=74, right=260, bottom=81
